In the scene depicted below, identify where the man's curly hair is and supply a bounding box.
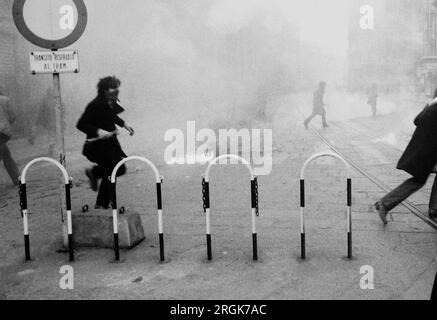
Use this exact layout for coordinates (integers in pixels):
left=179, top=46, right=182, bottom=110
left=97, top=76, right=121, bottom=96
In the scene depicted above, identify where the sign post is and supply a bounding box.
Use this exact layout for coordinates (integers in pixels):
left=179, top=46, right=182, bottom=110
left=13, top=0, right=87, bottom=247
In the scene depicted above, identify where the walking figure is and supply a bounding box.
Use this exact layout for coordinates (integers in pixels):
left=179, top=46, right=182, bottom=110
left=304, top=81, right=328, bottom=129
left=77, top=76, right=135, bottom=209
left=0, top=85, right=19, bottom=186
left=375, top=91, right=437, bottom=224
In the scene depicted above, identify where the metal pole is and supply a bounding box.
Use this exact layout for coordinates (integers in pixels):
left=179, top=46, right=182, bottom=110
left=203, top=178, right=212, bottom=261
left=251, top=178, right=258, bottom=261
left=19, top=182, right=30, bottom=261
left=52, top=59, right=68, bottom=247
left=111, top=181, right=120, bottom=261
left=300, top=179, right=306, bottom=260
left=53, top=73, right=66, bottom=166
left=65, top=182, right=74, bottom=262
left=156, top=182, right=164, bottom=262
left=347, top=178, right=353, bottom=259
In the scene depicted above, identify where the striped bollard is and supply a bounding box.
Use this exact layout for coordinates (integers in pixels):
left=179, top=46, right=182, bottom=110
left=19, top=182, right=30, bottom=261
left=202, top=178, right=212, bottom=260
left=251, top=177, right=259, bottom=261
left=111, top=179, right=120, bottom=261
left=111, top=156, right=165, bottom=262
left=19, top=157, right=74, bottom=262
left=156, top=180, right=165, bottom=262
left=65, top=180, right=74, bottom=261
left=300, top=152, right=353, bottom=260
left=300, top=179, right=305, bottom=260
left=347, top=178, right=352, bottom=259
left=203, top=154, right=259, bottom=261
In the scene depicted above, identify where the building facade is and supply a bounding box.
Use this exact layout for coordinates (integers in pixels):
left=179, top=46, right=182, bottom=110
left=418, top=0, right=437, bottom=96
left=348, top=0, right=425, bottom=94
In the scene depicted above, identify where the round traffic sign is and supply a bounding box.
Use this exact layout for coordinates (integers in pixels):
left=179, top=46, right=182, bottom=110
left=13, top=0, right=87, bottom=49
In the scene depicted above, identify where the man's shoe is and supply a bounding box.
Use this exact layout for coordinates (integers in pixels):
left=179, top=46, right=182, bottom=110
left=375, top=201, right=389, bottom=225
left=85, top=168, right=98, bottom=192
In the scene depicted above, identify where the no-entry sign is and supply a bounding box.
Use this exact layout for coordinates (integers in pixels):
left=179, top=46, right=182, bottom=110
left=13, top=0, right=87, bottom=49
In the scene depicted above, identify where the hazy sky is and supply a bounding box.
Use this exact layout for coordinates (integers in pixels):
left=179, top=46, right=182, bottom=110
left=291, top=0, right=349, bottom=53
left=22, top=0, right=350, bottom=53
left=208, top=0, right=350, bottom=53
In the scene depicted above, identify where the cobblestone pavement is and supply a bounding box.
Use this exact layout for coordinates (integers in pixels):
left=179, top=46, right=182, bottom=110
left=0, top=99, right=435, bottom=300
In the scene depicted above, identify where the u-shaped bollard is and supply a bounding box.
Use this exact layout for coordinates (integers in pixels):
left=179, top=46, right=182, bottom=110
left=19, top=157, right=74, bottom=262
left=300, top=152, right=352, bottom=260
left=202, top=154, right=259, bottom=261
left=110, top=156, right=164, bottom=262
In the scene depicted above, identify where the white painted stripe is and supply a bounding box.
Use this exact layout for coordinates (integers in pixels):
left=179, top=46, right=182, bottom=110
left=23, top=210, right=29, bottom=235
left=112, top=209, right=118, bottom=234
left=251, top=208, right=257, bottom=234
left=21, top=157, right=70, bottom=184
left=67, top=211, right=72, bottom=235
left=158, top=209, right=163, bottom=234
left=347, top=207, right=352, bottom=233
left=206, top=209, right=211, bottom=235
left=300, top=207, right=305, bottom=234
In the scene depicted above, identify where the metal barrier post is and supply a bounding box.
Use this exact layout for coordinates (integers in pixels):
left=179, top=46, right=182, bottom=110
left=300, top=152, right=353, bottom=260
left=111, top=179, right=120, bottom=261
left=65, top=180, right=74, bottom=261
left=300, top=179, right=305, bottom=260
left=156, top=180, right=164, bottom=262
left=203, top=154, right=259, bottom=261
left=111, top=156, right=164, bottom=262
left=19, top=157, right=74, bottom=262
left=347, top=178, right=352, bottom=259
left=19, top=181, right=30, bottom=261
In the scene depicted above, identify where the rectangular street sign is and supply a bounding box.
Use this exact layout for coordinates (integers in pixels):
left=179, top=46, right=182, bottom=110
left=29, top=50, right=80, bottom=74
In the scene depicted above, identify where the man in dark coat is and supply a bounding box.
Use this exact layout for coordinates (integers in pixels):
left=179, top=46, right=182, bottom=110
left=304, top=81, right=328, bottom=129
left=375, top=93, right=437, bottom=224
left=77, top=76, right=135, bottom=209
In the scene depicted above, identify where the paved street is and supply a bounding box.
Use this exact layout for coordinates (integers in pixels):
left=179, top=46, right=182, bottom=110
left=0, top=96, right=436, bottom=300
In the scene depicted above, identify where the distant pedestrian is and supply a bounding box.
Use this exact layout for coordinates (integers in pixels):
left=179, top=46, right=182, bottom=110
left=374, top=90, right=437, bottom=224
left=77, top=76, right=135, bottom=209
left=0, top=85, right=19, bottom=186
left=28, top=87, right=56, bottom=157
left=367, top=83, right=378, bottom=117
left=304, top=81, right=328, bottom=129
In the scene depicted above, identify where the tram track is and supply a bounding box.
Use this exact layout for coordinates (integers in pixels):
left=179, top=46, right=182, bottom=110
left=309, top=125, right=437, bottom=230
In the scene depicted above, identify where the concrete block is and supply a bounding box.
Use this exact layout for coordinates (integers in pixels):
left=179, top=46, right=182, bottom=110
left=72, top=209, right=145, bottom=249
